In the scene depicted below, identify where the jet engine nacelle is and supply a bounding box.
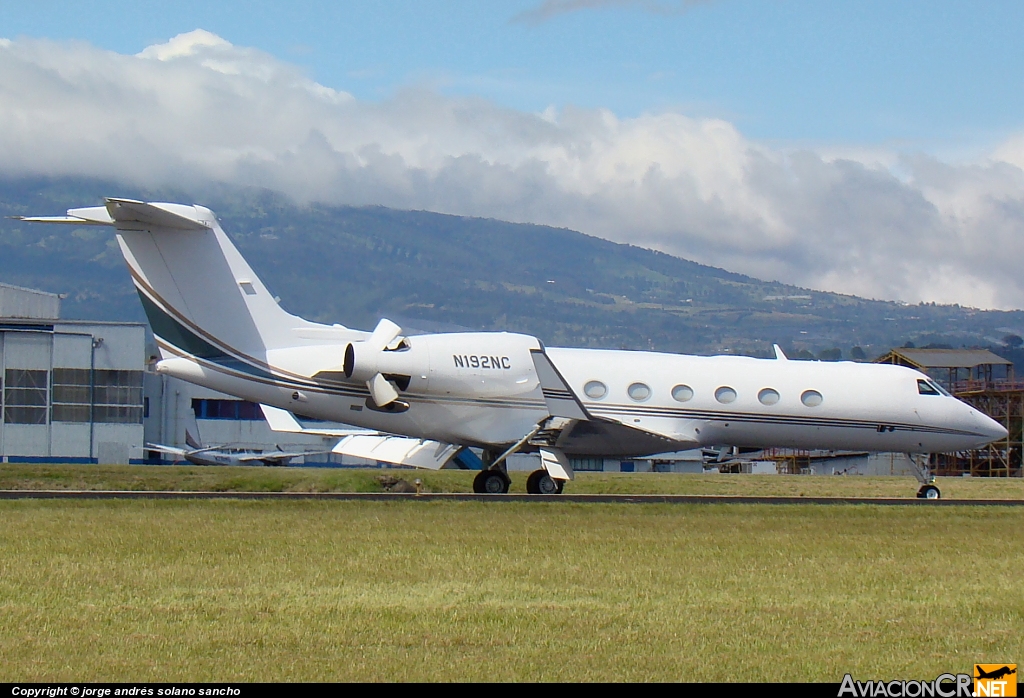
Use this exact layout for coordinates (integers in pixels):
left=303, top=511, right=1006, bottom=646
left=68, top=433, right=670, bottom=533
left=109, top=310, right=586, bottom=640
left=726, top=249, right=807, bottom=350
left=414, top=331, right=542, bottom=399
left=339, top=319, right=425, bottom=409
left=343, top=335, right=425, bottom=386
left=336, top=319, right=543, bottom=408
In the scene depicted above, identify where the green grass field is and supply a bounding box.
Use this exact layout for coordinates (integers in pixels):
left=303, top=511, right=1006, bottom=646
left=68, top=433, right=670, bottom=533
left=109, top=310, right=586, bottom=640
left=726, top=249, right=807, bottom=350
left=2, top=463, right=1024, bottom=499
left=0, top=498, right=1021, bottom=682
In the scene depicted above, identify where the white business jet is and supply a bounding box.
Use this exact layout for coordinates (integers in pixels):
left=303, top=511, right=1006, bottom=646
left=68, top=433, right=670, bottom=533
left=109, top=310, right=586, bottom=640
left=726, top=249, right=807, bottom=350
left=20, top=199, right=1007, bottom=498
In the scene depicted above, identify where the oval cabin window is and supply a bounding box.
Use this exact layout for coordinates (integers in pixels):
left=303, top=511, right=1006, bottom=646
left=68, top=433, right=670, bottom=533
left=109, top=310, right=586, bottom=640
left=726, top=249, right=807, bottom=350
left=758, top=388, right=780, bottom=406
left=627, top=382, right=651, bottom=402
left=583, top=380, right=607, bottom=400
left=671, top=384, right=694, bottom=402
left=715, top=386, right=737, bottom=404
left=801, top=390, right=823, bottom=407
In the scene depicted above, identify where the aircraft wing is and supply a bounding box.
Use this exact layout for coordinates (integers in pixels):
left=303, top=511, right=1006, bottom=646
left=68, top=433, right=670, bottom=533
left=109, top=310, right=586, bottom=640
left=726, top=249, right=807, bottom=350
left=234, top=450, right=331, bottom=465
left=260, top=404, right=468, bottom=469
left=530, top=349, right=701, bottom=455
left=145, top=442, right=189, bottom=457
left=261, top=404, right=369, bottom=437
left=530, top=348, right=591, bottom=421
left=556, top=418, right=698, bottom=456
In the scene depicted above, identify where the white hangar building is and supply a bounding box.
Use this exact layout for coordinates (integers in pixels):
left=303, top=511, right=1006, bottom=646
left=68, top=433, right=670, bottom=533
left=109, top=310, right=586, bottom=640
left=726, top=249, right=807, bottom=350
left=0, top=281, right=336, bottom=465
left=0, top=282, right=145, bottom=464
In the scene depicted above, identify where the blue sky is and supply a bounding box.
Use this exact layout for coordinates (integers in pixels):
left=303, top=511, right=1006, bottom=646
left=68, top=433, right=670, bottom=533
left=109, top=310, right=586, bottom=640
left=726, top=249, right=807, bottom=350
left=3, top=1, right=1024, bottom=309
left=4, top=1, right=1022, bottom=149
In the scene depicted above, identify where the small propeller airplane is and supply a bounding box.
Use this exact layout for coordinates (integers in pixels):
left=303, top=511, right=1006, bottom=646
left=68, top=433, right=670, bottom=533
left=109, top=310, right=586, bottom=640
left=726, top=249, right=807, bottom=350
left=146, top=429, right=329, bottom=467
left=19, top=199, right=1008, bottom=497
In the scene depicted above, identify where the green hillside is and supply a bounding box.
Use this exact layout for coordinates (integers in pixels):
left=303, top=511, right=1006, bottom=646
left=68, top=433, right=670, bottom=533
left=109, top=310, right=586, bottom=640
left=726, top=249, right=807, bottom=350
left=2, top=176, right=1023, bottom=358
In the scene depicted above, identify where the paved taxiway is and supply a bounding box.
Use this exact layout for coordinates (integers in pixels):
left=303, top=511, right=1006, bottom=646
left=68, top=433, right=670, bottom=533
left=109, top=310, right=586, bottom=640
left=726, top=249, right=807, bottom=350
left=1, top=490, right=1022, bottom=505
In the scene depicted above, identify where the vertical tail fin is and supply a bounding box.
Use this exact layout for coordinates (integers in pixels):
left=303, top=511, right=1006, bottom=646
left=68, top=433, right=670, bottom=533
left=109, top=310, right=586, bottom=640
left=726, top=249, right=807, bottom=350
left=102, top=199, right=313, bottom=361
left=19, top=198, right=350, bottom=373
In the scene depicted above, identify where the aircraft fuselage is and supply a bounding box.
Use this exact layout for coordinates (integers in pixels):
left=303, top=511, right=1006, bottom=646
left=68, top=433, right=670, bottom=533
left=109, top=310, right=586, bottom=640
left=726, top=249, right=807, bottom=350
left=155, top=334, right=1005, bottom=457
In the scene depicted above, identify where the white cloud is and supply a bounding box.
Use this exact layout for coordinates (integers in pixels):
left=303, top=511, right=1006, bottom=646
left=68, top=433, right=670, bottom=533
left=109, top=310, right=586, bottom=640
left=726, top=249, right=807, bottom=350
left=136, top=29, right=230, bottom=61
left=2, top=31, right=1024, bottom=309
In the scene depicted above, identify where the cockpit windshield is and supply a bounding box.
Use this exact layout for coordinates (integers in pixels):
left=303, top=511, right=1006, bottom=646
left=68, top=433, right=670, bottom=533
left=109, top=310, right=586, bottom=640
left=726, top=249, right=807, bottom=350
left=917, top=379, right=950, bottom=396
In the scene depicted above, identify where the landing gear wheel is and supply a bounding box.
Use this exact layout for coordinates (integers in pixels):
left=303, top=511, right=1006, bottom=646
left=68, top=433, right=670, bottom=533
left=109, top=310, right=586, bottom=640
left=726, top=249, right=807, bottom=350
left=474, top=469, right=511, bottom=494
left=917, top=485, right=941, bottom=500
left=526, top=469, right=564, bottom=495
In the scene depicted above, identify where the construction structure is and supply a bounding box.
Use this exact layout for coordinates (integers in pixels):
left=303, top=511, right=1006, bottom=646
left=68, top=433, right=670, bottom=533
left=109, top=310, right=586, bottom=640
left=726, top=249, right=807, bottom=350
left=875, top=347, right=1022, bottom=477
left=760, top=448, right=813, bottom=475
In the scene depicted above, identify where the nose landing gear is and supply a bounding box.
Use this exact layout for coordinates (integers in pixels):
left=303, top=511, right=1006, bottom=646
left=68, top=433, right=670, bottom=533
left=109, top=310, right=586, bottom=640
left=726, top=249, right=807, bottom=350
left=909, top=453, right=941, bottom=499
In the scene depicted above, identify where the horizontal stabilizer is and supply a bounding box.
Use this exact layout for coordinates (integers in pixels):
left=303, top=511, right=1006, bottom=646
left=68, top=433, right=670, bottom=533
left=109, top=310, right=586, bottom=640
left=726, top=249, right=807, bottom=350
left=333, top=435, right=462, bottom=470
left=104, top=198, right=212, bottom=230
left=18, top=198, right=212, bottom=231
left=14, top=212, right=112, bottom=226
left=530, top=348, right=591, bottom=421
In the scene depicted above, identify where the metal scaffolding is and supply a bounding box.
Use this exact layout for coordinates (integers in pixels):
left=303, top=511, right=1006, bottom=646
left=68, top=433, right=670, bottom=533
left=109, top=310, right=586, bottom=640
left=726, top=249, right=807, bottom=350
left=934, top=380, right=1024, bottom=477
left=875, top=347, right=1022, bottom=477
left=760, top=448, right=813, bottom=474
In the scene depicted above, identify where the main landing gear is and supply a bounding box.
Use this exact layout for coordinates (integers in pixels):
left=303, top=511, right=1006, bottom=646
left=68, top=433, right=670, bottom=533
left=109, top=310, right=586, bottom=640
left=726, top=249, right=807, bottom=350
left=473, top=468, right=511, bottom=494
left=472, top=468, right=565, bottom=494
left=471, top=419, right=574, bottom=495
left=526, top=469, right=564, bottom=495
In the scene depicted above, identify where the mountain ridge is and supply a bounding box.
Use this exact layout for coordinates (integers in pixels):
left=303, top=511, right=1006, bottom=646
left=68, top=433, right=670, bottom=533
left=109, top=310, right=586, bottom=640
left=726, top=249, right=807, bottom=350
left=2, top=176, right=1022, bottom=359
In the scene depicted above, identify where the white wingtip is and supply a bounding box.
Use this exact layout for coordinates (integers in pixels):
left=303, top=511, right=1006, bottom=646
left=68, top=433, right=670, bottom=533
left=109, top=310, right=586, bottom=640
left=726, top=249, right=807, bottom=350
left=260, top=404, right=305, bottom=433
left=773, top=344, right=788, bottom=361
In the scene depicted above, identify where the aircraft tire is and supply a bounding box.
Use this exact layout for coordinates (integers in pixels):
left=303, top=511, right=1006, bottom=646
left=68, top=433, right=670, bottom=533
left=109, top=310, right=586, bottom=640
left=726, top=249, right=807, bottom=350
left=474, top=469, right=511, bottom=494
left=917, top=485, right=941, bottom=500
left=526, top=469, right=563, bottom=495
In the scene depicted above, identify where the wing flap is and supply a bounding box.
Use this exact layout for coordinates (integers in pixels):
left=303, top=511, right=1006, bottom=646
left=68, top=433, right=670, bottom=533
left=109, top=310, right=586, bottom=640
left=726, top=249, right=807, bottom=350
left=333, top=435, right=462, bottom=470
left=540, top=447, right=574, bottom=481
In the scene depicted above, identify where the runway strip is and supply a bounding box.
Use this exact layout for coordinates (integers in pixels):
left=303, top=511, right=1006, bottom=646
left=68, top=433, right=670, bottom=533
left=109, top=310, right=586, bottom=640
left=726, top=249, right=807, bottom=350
left=1, top=490, right=1023, bottom=505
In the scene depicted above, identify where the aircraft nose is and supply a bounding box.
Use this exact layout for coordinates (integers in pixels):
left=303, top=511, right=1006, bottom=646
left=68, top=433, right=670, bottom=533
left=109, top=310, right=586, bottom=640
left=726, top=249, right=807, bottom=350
left=975, top=411, right=1007, bottom=443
